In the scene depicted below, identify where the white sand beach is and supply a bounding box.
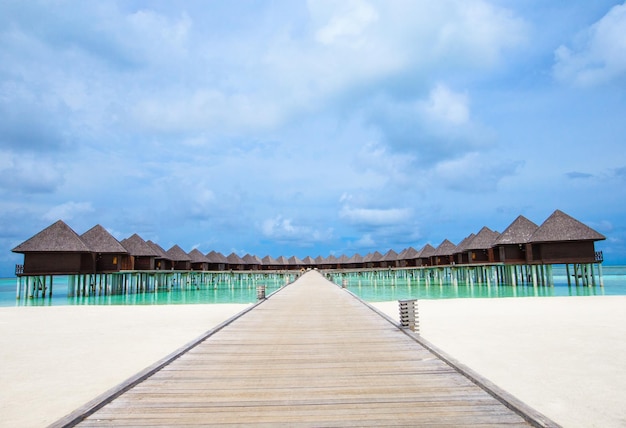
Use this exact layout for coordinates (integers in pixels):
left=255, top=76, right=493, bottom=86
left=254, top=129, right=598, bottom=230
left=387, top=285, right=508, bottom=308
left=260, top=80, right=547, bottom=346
left=1, top=296, right=625, bottom=427
left=0, top=304, right=250, bottom=427
left=373, top=296, right=626, bottom=428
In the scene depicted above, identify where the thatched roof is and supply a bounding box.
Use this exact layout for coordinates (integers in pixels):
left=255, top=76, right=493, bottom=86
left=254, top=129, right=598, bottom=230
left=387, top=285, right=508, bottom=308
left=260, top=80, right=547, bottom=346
left=275, top=256, right=289, bottom=265
left=348, top=253, right=364, bottom=264
left=13, top=220, right=91, bottom=253
left=147, top=240, right=170, bottom=260
left=288, top=255, right=304, bottom=265
left=188, top=248, right=209, bottom=263
left=364, top=251, right=383, bottom=263
left=121, top=234, right=159, bottom=257
left=399, top=247, right=419, bottom=259
left=262, top=255, right=278, bottom=265
left=494, top=215, right=539, bottom=245
left=383, top=249, right=399, bottom=261
left=419, top=244, right=436, bottom=258
left=314, top=255, right=326, bottom=264
left=454, top=234, right=475, bottom=253
left=227, top=252, right=244, bottom=264
left=242, top=254, right=262, bottom=265
left=302, top=256, right=316, bottom=265
left=465, top=227, right=500, bottom=251
left=80, top=224, right=127, bottom=254
left=206, top=251, right=228, bottom=264
left=335, top=254, right=350, bottom=264
left=530, top=210, right=606, bottom=243
left=166, top=245, right=191, bottom=262
left=434, top=239, right=457, bottom=256
left=325, top=255, right=338, bottom=264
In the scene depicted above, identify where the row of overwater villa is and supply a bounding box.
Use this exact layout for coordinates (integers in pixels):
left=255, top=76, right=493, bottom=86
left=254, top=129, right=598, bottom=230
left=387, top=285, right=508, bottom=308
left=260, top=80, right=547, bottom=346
left=11, top=209, right=605, bottom=299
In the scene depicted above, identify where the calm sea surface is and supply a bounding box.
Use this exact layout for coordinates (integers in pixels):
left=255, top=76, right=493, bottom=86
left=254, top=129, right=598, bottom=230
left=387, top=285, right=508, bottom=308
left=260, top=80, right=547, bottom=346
left=1, top=265, right=625, bottom=307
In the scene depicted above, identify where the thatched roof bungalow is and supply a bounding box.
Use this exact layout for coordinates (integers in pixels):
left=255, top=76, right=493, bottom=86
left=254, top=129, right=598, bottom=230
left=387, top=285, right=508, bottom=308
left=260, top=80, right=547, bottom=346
left=147, top=240, right=173, bottom=271
left=288, top=255, right=304, bottom=270
left=206, top=251, right=228, bottom=271
left=80, top=224, right=130, bottom=272
left=464, top=227, right=500, bottom=264
left=493, top=216, right=539, bottom=264
left=397, top=247, right=419, bottom=267
left=227, top=252, right=245, bottom=271
left=363, top=251, right=383, bottom=268
left=12, top=220, right=93, bottom=275
left=165, top=245, right=191, bottom=271
left=261, top=255, right=281, bottom=270
left=381, top=249, right=399, bottom=268
left=242, top=254, right=262, bottom=270
left=453, top=234, right=475, bottom=265
left=528, top=210, right=605, bottom=264
left=432, top=239, right=457, bottom=266
left=345, top=253, right=364, bottom=269
left=417, top=244, right=435, bottom=266
left=302, top=256, right=316, bottom=267
left=188, top=249, right=209, bottom=271
left=121, top=234, right=159, bottom=270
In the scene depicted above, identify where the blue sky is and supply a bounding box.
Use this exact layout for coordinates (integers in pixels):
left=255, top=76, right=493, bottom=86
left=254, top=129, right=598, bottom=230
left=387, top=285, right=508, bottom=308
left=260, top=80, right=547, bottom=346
left=2, top=0, right=625, bottom=276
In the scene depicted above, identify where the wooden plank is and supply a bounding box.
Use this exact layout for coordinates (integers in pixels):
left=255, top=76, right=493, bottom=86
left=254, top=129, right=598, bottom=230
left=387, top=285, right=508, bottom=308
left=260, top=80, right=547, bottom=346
left=53, top=271, right=559, bottom=427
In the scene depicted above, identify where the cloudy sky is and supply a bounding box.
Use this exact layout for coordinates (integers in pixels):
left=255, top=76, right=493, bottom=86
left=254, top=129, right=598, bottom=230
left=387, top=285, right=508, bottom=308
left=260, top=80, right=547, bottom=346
left=2, top=0, right=625, bottom=275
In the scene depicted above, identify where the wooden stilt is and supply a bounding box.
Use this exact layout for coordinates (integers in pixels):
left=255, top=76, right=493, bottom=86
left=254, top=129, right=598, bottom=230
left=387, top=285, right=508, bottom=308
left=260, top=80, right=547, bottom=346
left=598, top=264, right=604, bottom=287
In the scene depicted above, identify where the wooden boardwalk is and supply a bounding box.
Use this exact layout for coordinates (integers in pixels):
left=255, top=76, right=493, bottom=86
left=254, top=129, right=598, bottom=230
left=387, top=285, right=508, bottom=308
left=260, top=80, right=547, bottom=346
left=55, top=271, right=558, bottom=427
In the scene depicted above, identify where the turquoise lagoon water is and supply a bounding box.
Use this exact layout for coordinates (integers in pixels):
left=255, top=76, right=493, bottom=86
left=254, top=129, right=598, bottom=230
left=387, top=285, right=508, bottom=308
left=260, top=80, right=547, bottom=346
left=1, top=265, right=625, bottom=307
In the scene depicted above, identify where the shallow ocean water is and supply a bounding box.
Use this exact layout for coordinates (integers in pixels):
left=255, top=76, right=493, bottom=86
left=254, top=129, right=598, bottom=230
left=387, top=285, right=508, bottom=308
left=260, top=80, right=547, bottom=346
left=1, top=265, right=624, bottom=307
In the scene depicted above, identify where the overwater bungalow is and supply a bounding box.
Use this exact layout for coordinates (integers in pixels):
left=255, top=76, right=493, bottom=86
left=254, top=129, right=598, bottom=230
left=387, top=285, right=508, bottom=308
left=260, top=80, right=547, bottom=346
left=227, top=252, right=245, bottom=271
left=80, top=224, right=131, bottom=272
left=314, top=255, right=326, bottom=267
left=288, top=255, right=305, bottom=270
left=334, top=254, right=349, bottom=269
left=453, top=234, right=475, bottom=265
left=417, top=244, right=435, bottom=266
left=381, top=249, right=399, bottom=268
left=261, top=255, right=280, bottom=270
left=493, top=216, right=539, bottom=264
left=432, top=239, right=457, bottom=266
left=344, top=253, right=364, bottom=269
left=121, top=234, right=159, bottom=270
left=188, top=249, right=209, bottom=271
left=206, top=251, right=228, bottom=271
left=465, top=227, right=500, bottom=264
left=397, top=247, right=419, bottom=267
left=147, top=240, right=173, bottom=271
left=321, top=254, right=337, bottom=269
left=528, top=210, right=605, bottom=264
left=363, top=251, right=383, bottom=268
left=12, top=220, right=93, bottom=275
left=242, top=254, right=263, bottom=270
left=165, top=245, right=191, bottom=271
left=275, top=256, right=289, bottom=269
left=302, top=256, right=316, bottom=267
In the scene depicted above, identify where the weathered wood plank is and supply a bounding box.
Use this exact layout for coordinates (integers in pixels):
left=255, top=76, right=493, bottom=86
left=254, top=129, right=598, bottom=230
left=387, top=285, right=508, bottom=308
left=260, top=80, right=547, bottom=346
left=56, top=271, right=558, bottom=427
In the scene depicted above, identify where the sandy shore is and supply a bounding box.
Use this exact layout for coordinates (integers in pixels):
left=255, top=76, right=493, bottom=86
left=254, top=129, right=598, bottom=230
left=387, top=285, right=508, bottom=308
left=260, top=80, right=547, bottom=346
left=372, top=296, right=626, bottom=428
left=1, top=297, right=625, bottom=428
left=0, top=304, right=250, bottom=427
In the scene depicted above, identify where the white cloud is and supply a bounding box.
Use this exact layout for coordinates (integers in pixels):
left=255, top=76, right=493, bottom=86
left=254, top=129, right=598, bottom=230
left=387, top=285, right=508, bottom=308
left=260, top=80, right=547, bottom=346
left=339, top=205, right=412, bottom=226
left=261, top=215, right=333, bottom=244
left=419, top=83, right=470, bottom=126
left=0, top=151, right=64, bottom=194
left=314, top=0, right=379, bottom=46
left=554, top=2, right=626, bottom=86
left=43, top=201, right=94, bottom=222
left=354, top=233, right=376, bottom=248
left=431, top=153, right=522, bottom=192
